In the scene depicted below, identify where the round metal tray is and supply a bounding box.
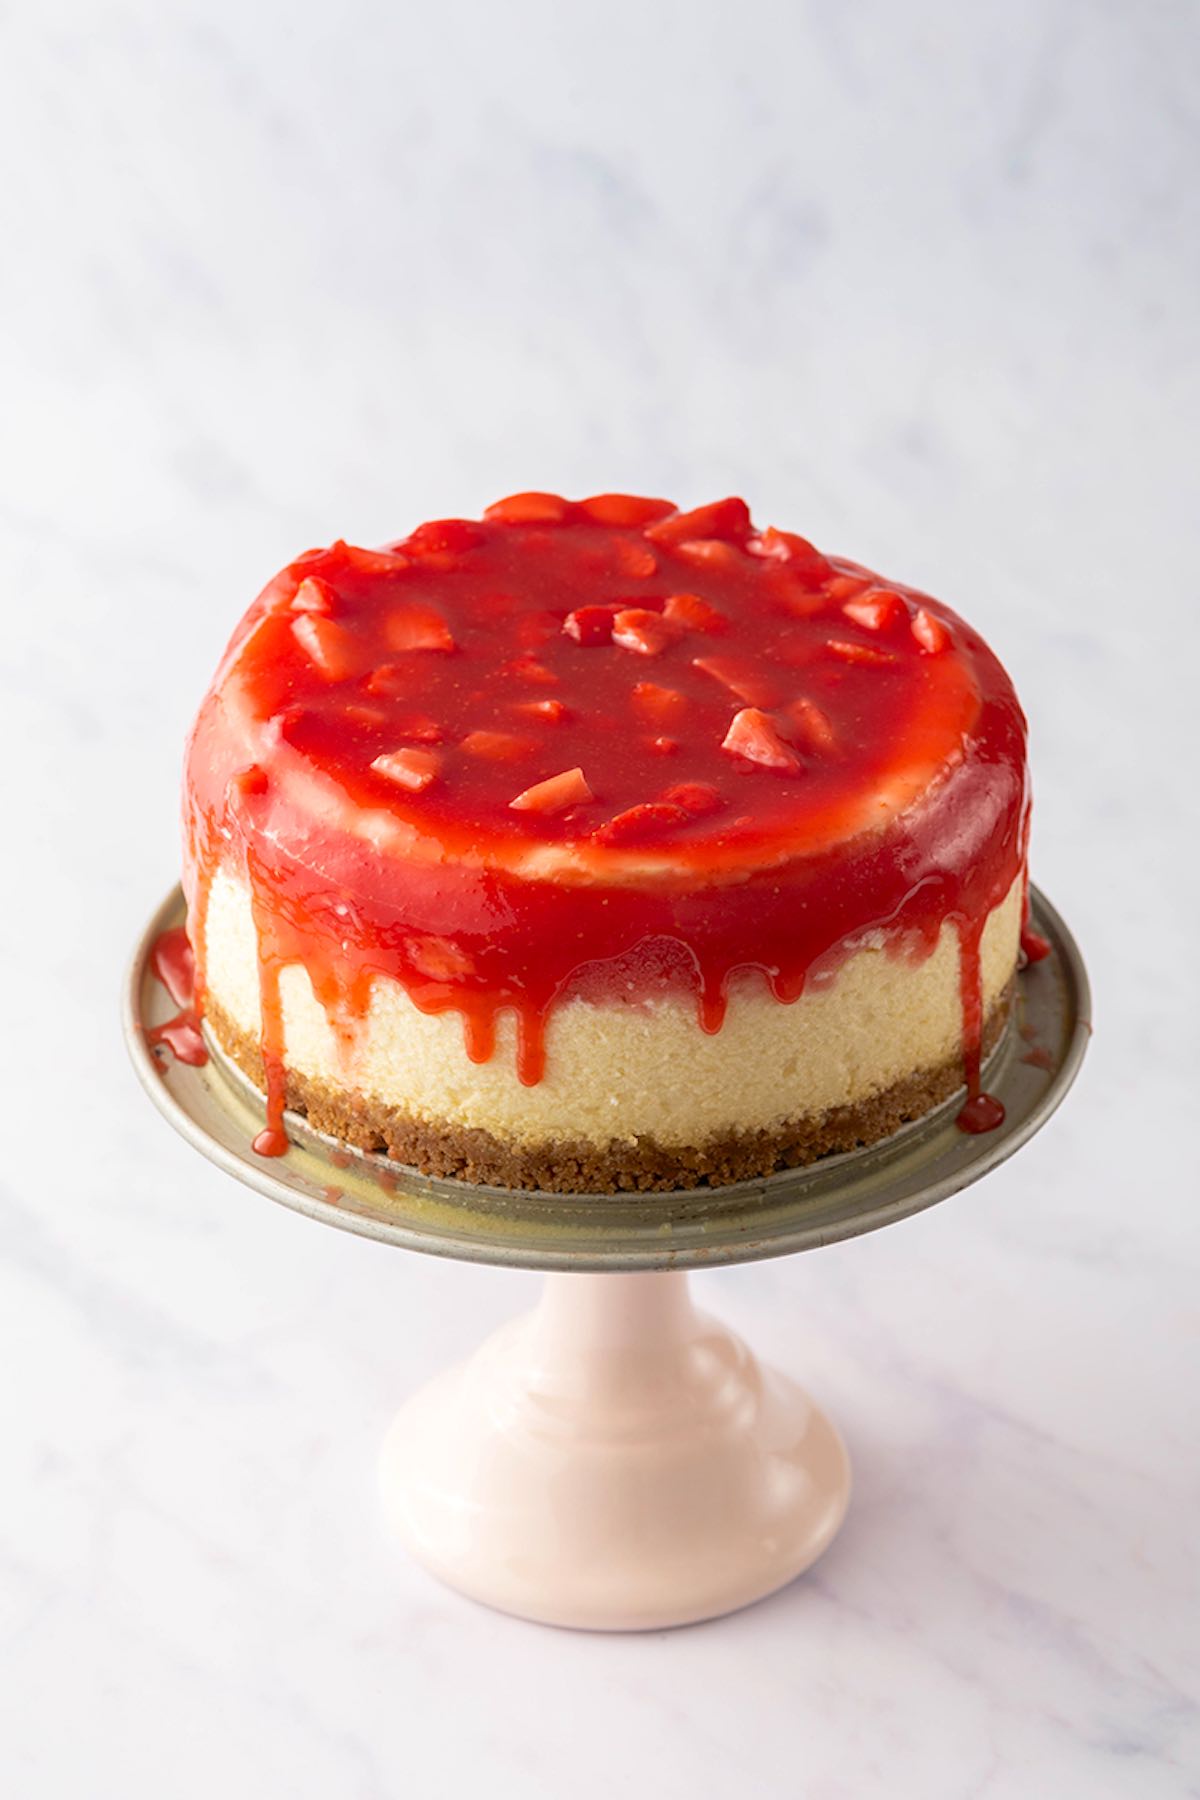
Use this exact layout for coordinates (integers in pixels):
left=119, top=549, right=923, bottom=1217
left=124, top=885, right=1089, bottom=1271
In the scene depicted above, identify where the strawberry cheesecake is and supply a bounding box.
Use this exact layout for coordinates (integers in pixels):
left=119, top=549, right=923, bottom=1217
left=180, top=493, right=1033, bottom=1191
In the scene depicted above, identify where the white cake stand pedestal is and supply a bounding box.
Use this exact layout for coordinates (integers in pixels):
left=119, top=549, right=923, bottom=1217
left=126, top=885, right=1088, bottom=1632
left=380, top=1267, right=849, bottom=1629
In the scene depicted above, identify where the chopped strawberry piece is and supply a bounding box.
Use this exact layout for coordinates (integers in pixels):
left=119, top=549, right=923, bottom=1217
left=787, top=697, right=837, bottom=752
left=823, top=573, right=870, bottom=601
left=290, top=575, right=339, bottom=615
left=646, top=497, right=752, bottom=546
left=365, top=664, right=412, bottom=697
left=747, top=527, right=831, bottom=582
left=292, top=614, right=361, bottom=681
left=371, top=746, right=441, bottom=792
left=334, top=540, right=410, bottom=576
left=630, top=681, right=687, bottom=725
left=291, top=539, right=406, bottom=583
left=460, top=730, right=534, bottom=762
left=338, top=702, right=389, bottom=730
left=911, top=608, right=949, bottom=653
left=506, top=653, right=559, bottom=686
left=721, top=707, right=802, bottom=772
left=746, top=526, right=790, bottom=560
left=770, top=579, right=830, bottom=621
left=613, top=538, right=658, bottom=579
left=404, top=519, right=484, bottom=557
left=674, top=538, right=741, bottom=572
left=650, top=736, right=679, bottom=755
left=692, top=655, right=783, bottom=709
left=612, top=608, right=682, bottom=656
left=663, top=592, right=729, bottom=634
left=484, top=492, right=571, bottom=525
left=386, top=602, right=455, bottom=653
left=513, top=697, right=569, bottom=724
left=595, top=801, right=691, bottom=844
left=509, top=767, right=594, bottom=814
left=579, top=493, right=676, bottom=527
left=563, top=604, right=621, bottom=646
left=826, top=638, right=897, bottom=667
left=290, top=546, right=328, bottom=567
left=662, top=781, right=723, bottom=817
left=842, top=589, right=907, bottom=632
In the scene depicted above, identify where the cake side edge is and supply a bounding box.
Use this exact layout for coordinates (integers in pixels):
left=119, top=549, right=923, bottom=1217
left=204, top=987, right=1013, bottom=1194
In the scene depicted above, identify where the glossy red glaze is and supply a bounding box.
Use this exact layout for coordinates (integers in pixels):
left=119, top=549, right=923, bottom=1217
left=182, top=496, right=1030, bottom=1157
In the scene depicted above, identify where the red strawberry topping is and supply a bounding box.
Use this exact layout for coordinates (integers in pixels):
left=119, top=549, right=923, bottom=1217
left=510, top=767, right=593, bottom=814
left=611, top=609, right=682, bottom=657
left=912, top=608, right=950, bottom=653
left=371, top=747, right=441, bottom=791
left=721, top=708, right=802, bottom=772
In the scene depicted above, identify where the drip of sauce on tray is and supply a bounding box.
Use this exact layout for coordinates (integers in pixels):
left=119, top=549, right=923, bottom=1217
left=953, top=915, right=1006, bottom=1134
left=146, top=927, right=208, bottom=1068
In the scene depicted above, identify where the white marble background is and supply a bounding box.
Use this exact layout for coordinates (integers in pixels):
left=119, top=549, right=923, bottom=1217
left=1, top=2, right=1197, bottom=1795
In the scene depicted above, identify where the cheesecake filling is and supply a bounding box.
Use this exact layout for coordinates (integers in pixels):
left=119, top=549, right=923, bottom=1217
left=199, top=862, right=1021, bottom=1159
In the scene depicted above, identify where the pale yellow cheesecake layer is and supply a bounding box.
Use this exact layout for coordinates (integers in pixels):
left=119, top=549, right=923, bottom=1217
left=201, top=864, right=1021, bottom=1152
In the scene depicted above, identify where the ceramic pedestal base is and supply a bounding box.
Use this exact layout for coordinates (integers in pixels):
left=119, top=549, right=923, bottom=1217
left=379, top=1270, right=850, bottom=1631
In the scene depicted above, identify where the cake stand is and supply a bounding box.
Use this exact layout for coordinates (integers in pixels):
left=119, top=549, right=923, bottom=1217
left=125, top=885, right=1089, bottom=1631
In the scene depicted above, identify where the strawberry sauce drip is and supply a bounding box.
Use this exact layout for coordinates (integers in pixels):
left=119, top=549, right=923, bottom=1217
left=952, top=916, right=1006, bottom=1135
left=1019, top=866, right=1052, bottom=966
left=181, top=495, right=1032, bottom=1156
left=147, top=927, right=209, bottom=1068
left=958, top=1091, right=1007, bottom=1134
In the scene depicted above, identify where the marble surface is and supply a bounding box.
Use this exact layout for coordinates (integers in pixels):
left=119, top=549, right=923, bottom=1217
left=1, top=3, right=1197, bottom=1794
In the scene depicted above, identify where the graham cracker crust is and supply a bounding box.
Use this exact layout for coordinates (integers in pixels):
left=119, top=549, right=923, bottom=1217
left=204, top=987, right=1012, bottom=1194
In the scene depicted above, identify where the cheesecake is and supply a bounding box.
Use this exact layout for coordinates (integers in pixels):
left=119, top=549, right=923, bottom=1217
left=181, top=493, right=1031, bottom=1191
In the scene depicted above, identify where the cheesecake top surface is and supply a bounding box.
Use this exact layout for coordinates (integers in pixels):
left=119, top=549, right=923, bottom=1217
left=188, top=492, right=1026, bottom=886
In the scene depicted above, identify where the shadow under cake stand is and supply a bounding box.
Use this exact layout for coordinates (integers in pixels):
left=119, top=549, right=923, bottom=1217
left=125, top=885, right=1089, bottom=1631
